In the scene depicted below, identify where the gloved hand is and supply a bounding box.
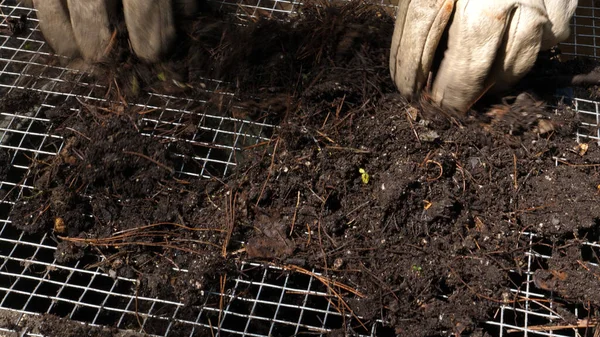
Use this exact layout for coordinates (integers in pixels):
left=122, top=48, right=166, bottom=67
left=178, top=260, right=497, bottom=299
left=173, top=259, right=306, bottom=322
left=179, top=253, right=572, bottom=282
left=24, top=0, right=198, bottom=63
left=390, top=0, right=578, bottom=114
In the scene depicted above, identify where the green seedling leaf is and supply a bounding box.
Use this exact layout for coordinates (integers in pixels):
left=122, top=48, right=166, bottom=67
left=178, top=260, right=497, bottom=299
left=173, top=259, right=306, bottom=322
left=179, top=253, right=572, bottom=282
left=359, top=168, right=369, bottom=184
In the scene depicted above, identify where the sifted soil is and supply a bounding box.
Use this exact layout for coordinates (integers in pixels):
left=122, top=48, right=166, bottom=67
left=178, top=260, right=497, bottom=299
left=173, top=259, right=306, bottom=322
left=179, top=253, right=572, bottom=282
left=3, top=1, right=600, bottom=336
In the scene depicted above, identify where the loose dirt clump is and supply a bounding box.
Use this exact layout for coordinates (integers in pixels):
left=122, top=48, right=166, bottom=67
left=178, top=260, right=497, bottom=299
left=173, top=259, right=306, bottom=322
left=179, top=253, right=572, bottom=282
left=9, top=102, right=232, bottom=300
left=4, top=1, right=600, bottom=336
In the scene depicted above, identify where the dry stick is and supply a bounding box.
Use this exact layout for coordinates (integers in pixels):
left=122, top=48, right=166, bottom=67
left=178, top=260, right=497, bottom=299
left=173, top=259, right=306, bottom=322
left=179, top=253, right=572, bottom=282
left=134, top=279, right=147, bottom=334
left=334, top=94, right=345, bottom=120
left=29, top=203, right=51, bottom=228
left=222, top=190, right=236, bottom=257
left=66, top=230, right=197, bottom=244
left=425, top=160, right=443, bottom=182
left=321, top=108, right=333, bottom=130
left=290, top=191, right=301, bottom=235
left=324, top=146, right=370, bottom=153
left=111, top=78, right=128, bottom=107
left=255, top=138, right=280, bottom=208
left=59, top=237, right=220, bottom=252
left=405, top=108, right=421, bottom=146
left=507, top=319, right=598, bottom=333
left=217, top=274, right=227, bottom=336
left=122, top=150, right=174, bottom=174
left=331, top=105, right=359, bottom=130
left=136, top=108, right=158, bottom=116
left=208, top=318, right=216, bottom=337
left=513, top=153, right=518, bottom=190
left=282, top=264, right=367, bottom=330
left=243, top=140, right=270, bottom=151
left=419, top=151, right=433, bottom=167
left=65, top=127, right=92, bottom=141
left=111, top=222, right=225, bottom=236
left=103, top=29, right=118, bottom=58
left=577, top=260, right=600, bottom=281
left=315, top=130, right=336, bottom=144
left=464, top=80, right=495, bottom=113
left=555, top=159, right=600, bottom=167
left=509, top=203, right=555, bottom=216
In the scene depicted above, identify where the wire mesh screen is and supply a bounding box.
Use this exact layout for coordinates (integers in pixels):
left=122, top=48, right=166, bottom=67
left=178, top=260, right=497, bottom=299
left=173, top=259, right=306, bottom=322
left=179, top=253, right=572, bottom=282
left=0, top=1, right=599, bottom=337
left=562, top=0, right=600, bottom=59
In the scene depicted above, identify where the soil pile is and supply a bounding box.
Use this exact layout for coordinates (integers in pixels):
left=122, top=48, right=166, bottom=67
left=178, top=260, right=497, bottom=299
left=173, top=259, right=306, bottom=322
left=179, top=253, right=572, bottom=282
left=3, top=1, right=600, bottom=336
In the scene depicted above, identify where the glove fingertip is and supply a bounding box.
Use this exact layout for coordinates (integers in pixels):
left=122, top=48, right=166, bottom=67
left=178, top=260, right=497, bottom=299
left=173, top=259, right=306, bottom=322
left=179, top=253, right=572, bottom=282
left=123, top=0, right=176, bottom=63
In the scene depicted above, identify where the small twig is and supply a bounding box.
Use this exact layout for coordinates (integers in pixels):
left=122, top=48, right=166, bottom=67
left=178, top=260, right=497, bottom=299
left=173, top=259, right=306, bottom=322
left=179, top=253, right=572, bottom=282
left=554, top=158, right=600, bottom=167
left=243, top=140, right=270, bottom=150
left=59, top=237, right=220, bottom=251
left=324, top=146, right=370, bottom=154
left=507, top=318, right=598, bottom=333
left=64, top=127, right=91, bottom=141
left=218, top=274, right=227, bottom=335
left=464, top=80, right=495, bottom=113
left=222, top=190, right=236, bottom=257
left=103, top=29, right=118, bottom=58
left=345, top=200, right=372, bottom=218
left=122, top=150, right=174, bottom=174
left=425, top=160, right=443, bottom=182
left=136, top=108, right=158, bottom=115
left=28, top=203, right=51, bottom=228
left=283, top=264, right=365, bottom=297
left=282, top=264, right=367, bottom=331
left=508, top=203, right=555, bottom=216
left=404, top=108, right=421, bottom=146
left=419, top=151, right=433, bottom=167
left=513, top=153, right=518, bottom=190
left=315, top=130, right=336, bottom=144
left=255, top=138, right=279, bottom=208
left=208, top=318, right=215, bottom=337
left=577, top=260, right=600, bottom=281
left=334, top=94, right=345, bottom=120
left=134, top=279, right=147, bottom=334
left=112, top=222, right=224, bottom=236
left=290, top=191, right=301, bottom=235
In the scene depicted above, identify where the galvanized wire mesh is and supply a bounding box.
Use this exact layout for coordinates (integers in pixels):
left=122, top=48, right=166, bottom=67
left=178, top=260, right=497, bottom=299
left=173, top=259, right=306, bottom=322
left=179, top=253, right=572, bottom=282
left=0, top=1, right=599, bottom=336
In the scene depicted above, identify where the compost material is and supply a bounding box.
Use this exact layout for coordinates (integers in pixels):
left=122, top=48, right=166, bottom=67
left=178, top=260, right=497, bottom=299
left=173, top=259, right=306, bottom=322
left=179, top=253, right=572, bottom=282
left=3, top=1, right=600, bottom=336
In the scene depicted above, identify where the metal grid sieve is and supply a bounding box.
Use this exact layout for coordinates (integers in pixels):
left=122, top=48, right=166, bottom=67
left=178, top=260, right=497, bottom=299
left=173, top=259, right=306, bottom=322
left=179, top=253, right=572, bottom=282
left=0, top=1, right=599, bottom=336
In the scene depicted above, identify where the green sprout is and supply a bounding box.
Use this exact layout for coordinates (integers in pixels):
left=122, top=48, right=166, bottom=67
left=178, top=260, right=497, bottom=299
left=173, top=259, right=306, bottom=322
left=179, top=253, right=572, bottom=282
left=411, top=265, right=422, bottom=272
left=130, top=75, right=139, bottom=95
left=359, top=168, right=369, bottom=184
left=157, top=72, right=166, bottom=81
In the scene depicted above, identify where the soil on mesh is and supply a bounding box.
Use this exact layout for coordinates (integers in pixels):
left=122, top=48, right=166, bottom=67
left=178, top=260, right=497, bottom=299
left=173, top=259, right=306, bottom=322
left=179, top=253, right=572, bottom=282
left=3, top=1, right=600, bottom=336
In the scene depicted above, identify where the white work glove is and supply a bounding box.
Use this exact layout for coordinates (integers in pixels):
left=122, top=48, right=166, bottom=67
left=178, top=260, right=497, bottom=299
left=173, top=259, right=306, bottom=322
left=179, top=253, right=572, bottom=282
left=390, top=0, right=578, bottom=113
left=24, top=0, right=198, bottom=63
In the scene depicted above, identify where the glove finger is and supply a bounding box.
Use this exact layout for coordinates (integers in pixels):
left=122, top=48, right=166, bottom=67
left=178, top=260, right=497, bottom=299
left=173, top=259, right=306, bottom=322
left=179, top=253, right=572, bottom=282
left=488, top=5, right=547, bottom=94
left=123, top=0, right=176, bottom=63
left=389, top=0, right=456, bottom=98
left=431, top=1, right=524, bottom=112
left=541, top=0, right=578, bottom=49
left=33, top=0, right=80, bottom=59
left=66, top=0, right=115, bottom=62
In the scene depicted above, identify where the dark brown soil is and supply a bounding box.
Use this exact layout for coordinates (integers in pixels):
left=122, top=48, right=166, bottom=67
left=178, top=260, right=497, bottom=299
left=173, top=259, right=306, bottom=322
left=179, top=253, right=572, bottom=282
left=3, top=1, right=600, bottom=336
